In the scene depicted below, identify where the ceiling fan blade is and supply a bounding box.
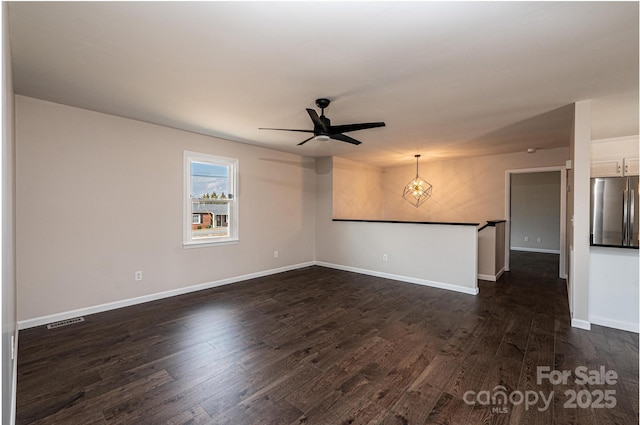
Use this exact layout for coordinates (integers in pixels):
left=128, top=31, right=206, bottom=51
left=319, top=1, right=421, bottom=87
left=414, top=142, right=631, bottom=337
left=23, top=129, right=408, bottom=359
left=306, top=109, right=328, bottom=132
left=297, top=135, right=316, bottom=146
left=330, top=133, right=362, bottom=145
left=259, top=127, right=314, bottom=133
left=330, top=122, right=386, bottom=134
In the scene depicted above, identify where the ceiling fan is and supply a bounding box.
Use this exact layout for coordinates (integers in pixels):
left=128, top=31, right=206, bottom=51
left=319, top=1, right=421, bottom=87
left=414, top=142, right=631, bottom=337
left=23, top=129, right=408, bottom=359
left=259, top=98, right=385, bottom=146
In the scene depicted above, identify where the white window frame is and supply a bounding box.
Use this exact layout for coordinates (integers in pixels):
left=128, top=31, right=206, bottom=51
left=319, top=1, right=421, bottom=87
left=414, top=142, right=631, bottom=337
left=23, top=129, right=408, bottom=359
left=184, top=151, right=239, bottom=247
left=192, top=214, right=202, bottom=225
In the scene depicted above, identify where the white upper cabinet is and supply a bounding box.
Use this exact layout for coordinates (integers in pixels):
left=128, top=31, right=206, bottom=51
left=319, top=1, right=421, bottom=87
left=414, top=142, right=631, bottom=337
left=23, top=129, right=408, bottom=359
left=624, top=157, right=639, bottom=176
left=590, top=136, right=639, bottom=177
left=591, top=158, right=623, bottom=177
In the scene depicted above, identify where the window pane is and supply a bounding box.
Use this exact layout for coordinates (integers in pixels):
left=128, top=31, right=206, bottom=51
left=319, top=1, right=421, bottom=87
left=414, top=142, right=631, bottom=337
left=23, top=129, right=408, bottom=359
left=191, top=199, right=230, bottom=239
left=190, top=161, right=231, bottom=199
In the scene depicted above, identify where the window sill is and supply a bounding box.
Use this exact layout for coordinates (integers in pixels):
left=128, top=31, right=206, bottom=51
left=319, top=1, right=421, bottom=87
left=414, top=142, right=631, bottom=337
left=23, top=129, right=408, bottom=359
left=183, top=239, right=239, bottom=249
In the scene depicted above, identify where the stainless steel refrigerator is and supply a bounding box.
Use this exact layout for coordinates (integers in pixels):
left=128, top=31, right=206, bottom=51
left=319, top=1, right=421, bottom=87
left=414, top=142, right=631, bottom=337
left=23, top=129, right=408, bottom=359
left=590, top=176, right=639, bottom=248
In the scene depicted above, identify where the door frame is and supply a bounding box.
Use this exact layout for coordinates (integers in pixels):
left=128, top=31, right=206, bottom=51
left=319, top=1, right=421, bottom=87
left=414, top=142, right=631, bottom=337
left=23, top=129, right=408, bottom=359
left=504, top=166, right=567, bottom=279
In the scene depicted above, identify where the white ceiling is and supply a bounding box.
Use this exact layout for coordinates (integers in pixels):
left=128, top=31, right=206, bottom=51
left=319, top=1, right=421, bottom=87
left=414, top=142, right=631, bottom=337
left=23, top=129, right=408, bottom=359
left=8, top=2, right=639, bottom=167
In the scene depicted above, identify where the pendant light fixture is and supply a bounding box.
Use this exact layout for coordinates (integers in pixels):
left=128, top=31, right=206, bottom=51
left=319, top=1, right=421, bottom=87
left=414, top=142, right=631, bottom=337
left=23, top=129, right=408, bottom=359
left=402, top=154, right=432, bottom=207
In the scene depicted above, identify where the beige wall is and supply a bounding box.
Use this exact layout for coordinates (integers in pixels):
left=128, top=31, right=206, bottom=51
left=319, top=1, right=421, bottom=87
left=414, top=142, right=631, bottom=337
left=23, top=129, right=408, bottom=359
left=13, top=94, right=629, bottom=335
left=570, top=100, right=592, bottom=327
left=381, top=148, right=569, bottom=225
left=332, top=149, right=570, bottom=226
left=477, top=222, right=506, bottom=281
left=477, top=226, right=497, bottom=279
left=2, top=4, right=17, bottom=423
left=332, top=157, right=383, bottom=220
left=317, top=157, right=479, bottom=293
left=15, top=96, right=316, bottom=322
left=566, top=112, right=575, bottom=314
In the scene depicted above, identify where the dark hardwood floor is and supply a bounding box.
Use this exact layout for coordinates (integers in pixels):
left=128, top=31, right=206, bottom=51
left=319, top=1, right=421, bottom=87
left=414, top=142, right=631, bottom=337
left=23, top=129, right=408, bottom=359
left=16, top=252, right=639, bottom=424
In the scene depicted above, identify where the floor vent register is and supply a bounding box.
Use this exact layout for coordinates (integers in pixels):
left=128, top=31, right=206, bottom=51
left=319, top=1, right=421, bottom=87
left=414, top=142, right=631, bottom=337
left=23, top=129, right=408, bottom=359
left=46, top=316, right=85, bottom=329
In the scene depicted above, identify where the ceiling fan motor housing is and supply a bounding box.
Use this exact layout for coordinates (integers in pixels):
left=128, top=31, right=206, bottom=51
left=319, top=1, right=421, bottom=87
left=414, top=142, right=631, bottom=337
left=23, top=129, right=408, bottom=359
left=315, top=98, right=331, bottom=110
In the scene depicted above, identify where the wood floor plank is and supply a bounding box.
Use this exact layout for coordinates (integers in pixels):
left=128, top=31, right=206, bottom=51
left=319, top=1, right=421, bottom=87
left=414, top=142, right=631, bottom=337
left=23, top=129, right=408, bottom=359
left=444, top=336, right=503, bottom=398
left=389, top=381, right=441, bottom=425
left=480, top=355, right=523, bottom=398
left=467, top=403, right=511, bottom=425
left=28, top=370, right=173, bottom=425
left=19, top=342, right=213, bottom=422
left=212, top=396, right=303, bottom=425
left=284, top=364, right=352, bottom=414
left=368, top=343, right=435, bottom=410
left=165, top=405, right=212, bottom=425
left=197, top=351, right=319, bottom=420
left=101, top=362, right=246, bottom=425
left=424, top=391, right=473, bottom=425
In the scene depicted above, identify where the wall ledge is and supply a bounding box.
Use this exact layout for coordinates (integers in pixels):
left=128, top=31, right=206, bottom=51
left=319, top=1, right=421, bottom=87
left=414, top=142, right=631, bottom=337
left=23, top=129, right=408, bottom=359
left=332, top=218, right=479, bottom=226
left=511, top=247, right=561, bottom=254
left=478, top=219, right=506, bottom=231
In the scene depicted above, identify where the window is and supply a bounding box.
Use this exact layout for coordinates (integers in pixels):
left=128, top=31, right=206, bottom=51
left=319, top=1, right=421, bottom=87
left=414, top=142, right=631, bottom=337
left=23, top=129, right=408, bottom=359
left=184, top=151, right=238, bottom=247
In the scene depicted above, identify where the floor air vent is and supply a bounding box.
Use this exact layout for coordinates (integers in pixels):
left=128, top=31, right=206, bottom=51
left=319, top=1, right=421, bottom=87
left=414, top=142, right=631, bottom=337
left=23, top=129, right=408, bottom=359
left=47, top=317, right=85, bottom=329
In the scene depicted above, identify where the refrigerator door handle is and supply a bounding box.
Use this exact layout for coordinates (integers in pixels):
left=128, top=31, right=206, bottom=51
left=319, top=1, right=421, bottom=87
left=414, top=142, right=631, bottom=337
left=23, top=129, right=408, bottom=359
left=623, top=189, right=629, bottom=246
left=631, top=189, right=636, bottom=247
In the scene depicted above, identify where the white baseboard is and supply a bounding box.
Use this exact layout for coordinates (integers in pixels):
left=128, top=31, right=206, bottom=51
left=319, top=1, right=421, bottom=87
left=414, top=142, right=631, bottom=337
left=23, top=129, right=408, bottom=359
left=571, top=318, right=592, bottom=330
left=511, top=247, right=560, bottom=254
left=589, top=315, right=640, bottom=333
left=315, top=261, right=479, bottom=295
left=17, top=262, right=315, bottom=330
left=478, top=267, right=506, bottom=282
left=18, top=260, right=482, bottom=329
left=10, top=326, right=18, bottom=425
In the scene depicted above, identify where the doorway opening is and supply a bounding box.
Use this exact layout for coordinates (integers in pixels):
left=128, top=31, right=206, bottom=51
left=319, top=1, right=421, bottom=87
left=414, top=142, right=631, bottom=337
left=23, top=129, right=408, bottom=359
left=505, top=167, right=567, bottom=279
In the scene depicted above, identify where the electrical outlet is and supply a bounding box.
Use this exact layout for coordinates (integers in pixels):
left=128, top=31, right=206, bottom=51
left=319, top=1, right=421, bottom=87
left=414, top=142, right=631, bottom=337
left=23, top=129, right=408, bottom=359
left=134, top=271, right=143, bottom=281
left=524, top=236, right=529, bottom=242
left=382, top=254, right=388, bottom=262
left=537, top=237, right=542, bottom=243
left=274, top=251, right=279, bottom=258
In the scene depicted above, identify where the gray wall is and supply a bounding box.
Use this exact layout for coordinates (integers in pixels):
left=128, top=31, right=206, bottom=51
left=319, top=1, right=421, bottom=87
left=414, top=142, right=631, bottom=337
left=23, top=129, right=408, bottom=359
left=510, top=171, right=561, bottom=252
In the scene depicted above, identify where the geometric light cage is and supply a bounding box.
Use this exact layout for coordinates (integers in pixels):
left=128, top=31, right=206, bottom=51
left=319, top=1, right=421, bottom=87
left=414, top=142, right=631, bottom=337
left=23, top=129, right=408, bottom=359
left=402, top=154, right=433, bottom=208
